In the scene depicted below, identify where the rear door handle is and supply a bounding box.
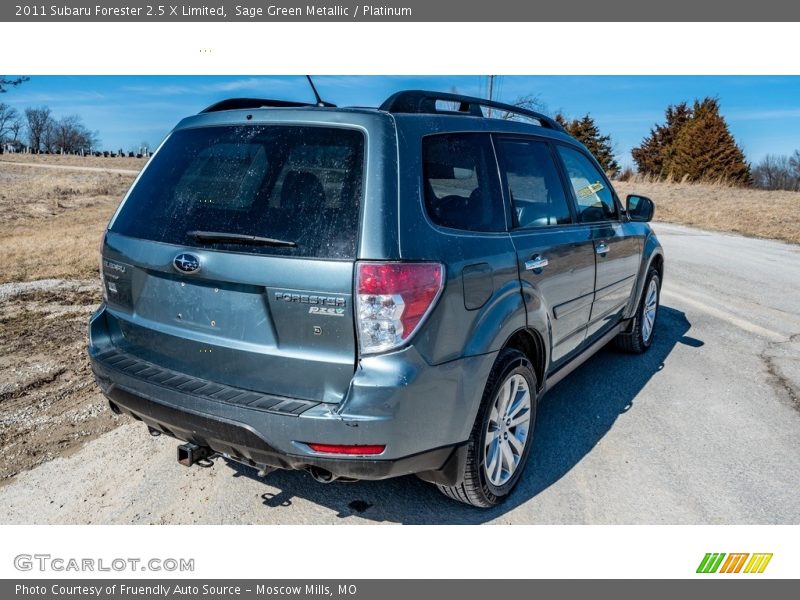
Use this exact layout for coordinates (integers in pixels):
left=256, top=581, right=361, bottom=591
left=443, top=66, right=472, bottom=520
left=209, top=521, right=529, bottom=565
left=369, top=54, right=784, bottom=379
left=525, top=256, right=549, bottom=271
left=595, top=242, right=609, bottom=255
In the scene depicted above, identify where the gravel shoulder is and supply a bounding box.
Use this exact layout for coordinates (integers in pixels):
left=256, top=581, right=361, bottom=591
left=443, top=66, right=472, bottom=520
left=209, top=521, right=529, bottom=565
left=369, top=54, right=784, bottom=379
left=0, top=279, right=121, bottom=482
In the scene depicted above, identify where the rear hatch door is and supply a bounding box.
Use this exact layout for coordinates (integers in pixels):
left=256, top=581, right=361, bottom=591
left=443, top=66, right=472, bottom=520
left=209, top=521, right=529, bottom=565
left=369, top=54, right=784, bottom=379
left=102, top=123, right=365, bottom=404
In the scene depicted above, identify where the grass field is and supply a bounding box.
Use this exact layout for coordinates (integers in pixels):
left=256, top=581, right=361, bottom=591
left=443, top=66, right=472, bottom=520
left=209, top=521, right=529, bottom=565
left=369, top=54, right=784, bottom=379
left=615, top=178, right=800, bottom=245
left=0, top=162, right=136, bottom=284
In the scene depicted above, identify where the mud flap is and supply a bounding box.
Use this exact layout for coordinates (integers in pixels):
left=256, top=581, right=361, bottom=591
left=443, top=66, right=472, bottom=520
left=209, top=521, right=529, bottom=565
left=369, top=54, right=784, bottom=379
left=414, top=443, right=469, bottom=487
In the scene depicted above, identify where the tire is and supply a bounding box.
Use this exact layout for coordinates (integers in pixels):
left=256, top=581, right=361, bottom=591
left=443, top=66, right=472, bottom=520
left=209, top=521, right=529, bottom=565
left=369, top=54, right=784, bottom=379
left=437, top=348, right=537, bottom=508
left=615, top=266, right=660, bottom=353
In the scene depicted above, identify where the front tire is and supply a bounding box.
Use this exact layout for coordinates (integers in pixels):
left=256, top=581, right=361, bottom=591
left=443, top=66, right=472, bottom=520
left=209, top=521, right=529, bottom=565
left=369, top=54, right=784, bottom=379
left=616, top=266, right=660, bottom=353
left=437, top=349, right=537, bottom=508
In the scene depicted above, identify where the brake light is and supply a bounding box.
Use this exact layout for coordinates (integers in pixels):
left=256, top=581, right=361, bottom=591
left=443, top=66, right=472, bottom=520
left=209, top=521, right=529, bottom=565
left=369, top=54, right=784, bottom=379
left=306, top=443, right=386, bottom=455
left=356, top=262, right=444, bottom=354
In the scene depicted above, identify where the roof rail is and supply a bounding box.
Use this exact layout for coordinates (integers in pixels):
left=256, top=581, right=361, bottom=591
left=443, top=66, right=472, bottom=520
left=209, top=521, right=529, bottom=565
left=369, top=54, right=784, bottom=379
left=379, top=90, right=565, bottom=132
left=200, top=97, right=336, bottom=114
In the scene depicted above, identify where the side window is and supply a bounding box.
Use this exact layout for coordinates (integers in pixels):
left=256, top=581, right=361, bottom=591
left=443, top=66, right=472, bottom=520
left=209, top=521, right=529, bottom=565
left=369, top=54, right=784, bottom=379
left=422, top=133, right=504, bottom=232
left=556, top=145, right=618, bottom=223
left=495, top=138, right=572, bottom=228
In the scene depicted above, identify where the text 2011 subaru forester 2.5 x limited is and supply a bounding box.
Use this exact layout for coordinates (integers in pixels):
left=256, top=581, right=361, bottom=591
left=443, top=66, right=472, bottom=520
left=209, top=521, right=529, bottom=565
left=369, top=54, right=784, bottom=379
left=88, top=90, right=664, bottom=507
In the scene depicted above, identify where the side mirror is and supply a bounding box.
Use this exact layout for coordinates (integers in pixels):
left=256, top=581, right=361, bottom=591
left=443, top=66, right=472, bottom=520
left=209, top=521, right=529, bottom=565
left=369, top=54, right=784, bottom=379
left=626, top=194, right=655, bottom=222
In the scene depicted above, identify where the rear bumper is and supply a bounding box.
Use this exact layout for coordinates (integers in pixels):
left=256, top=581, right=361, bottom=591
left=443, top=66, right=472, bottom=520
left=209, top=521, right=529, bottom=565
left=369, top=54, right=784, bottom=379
left=88, top=306, right=495, bottom=482
left=101, top=383, right=458, bottom=480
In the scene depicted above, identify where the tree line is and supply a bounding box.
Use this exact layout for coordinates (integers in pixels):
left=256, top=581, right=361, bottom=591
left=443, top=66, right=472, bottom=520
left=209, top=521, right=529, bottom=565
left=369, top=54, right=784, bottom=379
left=527, top=95, right=798, bottom=191
left=2, top=75, right=797, bottom=190
left=0, top=103, right=98, bottom=154
left=750, top=151, right=800, bottom=192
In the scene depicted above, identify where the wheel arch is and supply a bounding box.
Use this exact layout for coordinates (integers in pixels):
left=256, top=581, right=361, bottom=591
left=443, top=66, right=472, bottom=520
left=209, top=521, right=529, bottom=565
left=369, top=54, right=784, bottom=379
left=625, top=233, right=665, bottom=319
left=502, top=328, right=546, bottom=393
left=649, top=251, right=664, bottom=282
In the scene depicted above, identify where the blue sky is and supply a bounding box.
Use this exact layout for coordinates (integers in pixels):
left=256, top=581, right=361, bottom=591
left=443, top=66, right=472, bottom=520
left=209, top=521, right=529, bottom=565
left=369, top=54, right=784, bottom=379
left=3, top=75, right=800, bottom=167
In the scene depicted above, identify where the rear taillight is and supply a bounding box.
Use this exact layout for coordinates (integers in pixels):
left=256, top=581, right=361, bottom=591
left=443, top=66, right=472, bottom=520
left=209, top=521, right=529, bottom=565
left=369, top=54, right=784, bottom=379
left=356, top=262, right=444, bottom=354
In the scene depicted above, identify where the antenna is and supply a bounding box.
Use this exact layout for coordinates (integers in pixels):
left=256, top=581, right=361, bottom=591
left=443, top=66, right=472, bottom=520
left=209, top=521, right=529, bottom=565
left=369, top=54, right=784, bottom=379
left=306, top=75, right=336, bottom=107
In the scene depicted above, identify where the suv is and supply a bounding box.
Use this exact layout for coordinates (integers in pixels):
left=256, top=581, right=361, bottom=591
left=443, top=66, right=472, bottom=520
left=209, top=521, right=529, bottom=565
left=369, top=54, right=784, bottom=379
left=89, top=90, right=663, bottom=507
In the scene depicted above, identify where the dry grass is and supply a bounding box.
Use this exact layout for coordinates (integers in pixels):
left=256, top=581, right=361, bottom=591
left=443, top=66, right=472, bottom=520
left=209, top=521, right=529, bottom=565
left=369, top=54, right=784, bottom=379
left=0, top=159, right=798, bottom=287
left=0, top=153, right=147, bottom=171
left=0, top=163, right=134, bottom=283
left=615, top=178, right=800, bottom=245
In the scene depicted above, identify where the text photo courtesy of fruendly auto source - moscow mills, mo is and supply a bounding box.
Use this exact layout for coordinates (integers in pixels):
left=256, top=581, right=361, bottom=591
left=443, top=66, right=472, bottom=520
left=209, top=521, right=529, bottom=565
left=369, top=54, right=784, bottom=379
left=0, top=75, right=799, bottom=524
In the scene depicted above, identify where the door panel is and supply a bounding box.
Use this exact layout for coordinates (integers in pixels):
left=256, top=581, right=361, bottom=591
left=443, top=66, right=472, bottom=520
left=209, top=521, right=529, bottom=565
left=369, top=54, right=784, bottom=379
left=552, top=143, right=642, bottom=341
left=494, top=136, right=596, bottom=367
left=588, top=223, right=642, bottom=338
left=512, top=230, right=596, bottom=364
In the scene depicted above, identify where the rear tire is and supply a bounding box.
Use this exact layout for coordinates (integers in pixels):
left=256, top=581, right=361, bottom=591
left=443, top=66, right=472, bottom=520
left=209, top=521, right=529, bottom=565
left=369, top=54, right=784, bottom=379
left=437, top=348, right=537, bottom=508
left=615, top=266, right=660, bottom=353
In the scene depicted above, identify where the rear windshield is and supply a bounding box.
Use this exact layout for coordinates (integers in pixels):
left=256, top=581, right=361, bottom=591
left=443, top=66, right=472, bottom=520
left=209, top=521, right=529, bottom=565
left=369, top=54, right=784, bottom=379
left=110, top=125, right=365, bottom=258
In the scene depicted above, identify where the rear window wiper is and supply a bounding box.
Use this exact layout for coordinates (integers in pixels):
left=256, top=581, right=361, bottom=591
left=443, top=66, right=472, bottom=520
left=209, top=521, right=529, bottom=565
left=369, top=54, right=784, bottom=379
left=188, top=230, right=297, bottom=248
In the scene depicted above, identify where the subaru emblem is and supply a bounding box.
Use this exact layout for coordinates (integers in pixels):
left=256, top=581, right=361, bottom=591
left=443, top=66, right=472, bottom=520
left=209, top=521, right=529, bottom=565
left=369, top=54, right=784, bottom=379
left=173, top=253, right=201, bottom=274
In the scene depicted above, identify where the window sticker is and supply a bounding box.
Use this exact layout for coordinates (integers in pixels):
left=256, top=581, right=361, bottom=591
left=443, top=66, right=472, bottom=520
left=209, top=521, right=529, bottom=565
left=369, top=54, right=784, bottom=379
left=577, top=181, right=605, bottom=198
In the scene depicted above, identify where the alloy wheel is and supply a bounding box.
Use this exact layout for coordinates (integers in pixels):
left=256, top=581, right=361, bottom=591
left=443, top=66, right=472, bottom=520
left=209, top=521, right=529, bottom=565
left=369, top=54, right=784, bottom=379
left=483, top=373, right=532, bottom=487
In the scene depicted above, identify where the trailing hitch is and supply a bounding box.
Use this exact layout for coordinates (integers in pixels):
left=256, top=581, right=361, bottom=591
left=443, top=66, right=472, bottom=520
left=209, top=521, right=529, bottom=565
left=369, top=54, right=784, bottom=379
left=177, top=442, right=214, bottom=467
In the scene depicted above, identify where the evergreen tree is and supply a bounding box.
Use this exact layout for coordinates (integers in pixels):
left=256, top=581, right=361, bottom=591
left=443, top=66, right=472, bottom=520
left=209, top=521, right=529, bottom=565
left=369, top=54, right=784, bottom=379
left=556, top=113, right=619, bottom=175
left=630, top=129, right=662, bottom=177
left=632, top=98, right=749, bottom=184
left=664, top=98, right=750, bottom=184
left=632, top=102, right=692, bottom=177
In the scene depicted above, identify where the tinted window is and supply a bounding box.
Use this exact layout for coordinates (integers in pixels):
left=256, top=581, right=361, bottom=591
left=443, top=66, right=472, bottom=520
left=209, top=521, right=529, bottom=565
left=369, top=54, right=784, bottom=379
left=495, top=138, right=572, bottom=228
left=110, top=126, right=364, bottom=258
left=422, top=133, right=504, bottom=232
left=556, top=145, right=618, bottom=223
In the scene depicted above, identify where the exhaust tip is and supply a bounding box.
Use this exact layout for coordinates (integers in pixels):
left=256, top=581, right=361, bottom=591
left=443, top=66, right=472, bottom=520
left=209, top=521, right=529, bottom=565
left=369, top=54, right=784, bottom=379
left=256, top=467, right=275, bottom=478
left=307, top=466, right=338, bottom=484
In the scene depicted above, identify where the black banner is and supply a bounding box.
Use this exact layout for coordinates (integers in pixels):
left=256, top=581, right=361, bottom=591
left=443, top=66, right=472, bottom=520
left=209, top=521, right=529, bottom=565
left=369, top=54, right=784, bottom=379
left=4, top=0, right=800, bottom=22
left=5, top=580, right=800, bottom=600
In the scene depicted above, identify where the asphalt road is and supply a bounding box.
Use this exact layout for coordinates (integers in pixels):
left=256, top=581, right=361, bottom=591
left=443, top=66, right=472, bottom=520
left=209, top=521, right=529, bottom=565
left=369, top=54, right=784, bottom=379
left=2, top=222, right=799, bottom=524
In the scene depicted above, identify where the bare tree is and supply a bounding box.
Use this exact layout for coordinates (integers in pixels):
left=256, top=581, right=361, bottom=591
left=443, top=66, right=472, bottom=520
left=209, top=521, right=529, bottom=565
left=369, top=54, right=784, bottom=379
left=790, top=150, right=800, bottom=179
left=501, top=94, right=548, bottom=121
left=0, top=76, right=29, bottom=93
left=9, top=119, right=23, bottom=144
left=752, top=153, right=800, bottom=191
left=0, top=102, right=19, bottom=142
left=24, top=106, right=53, bottom=153
left=51, top=114, right=98, bottom=154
